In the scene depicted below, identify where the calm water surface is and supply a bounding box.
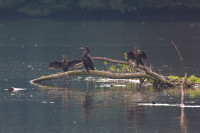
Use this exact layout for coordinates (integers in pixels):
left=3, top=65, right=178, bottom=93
left=0, top=19, right=200, bottom=133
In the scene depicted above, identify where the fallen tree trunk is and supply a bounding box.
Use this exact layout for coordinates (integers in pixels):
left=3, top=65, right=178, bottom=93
left=128, top=61, right=176, bottom=87
left=30, top=56, right=190, bottom=87
left=93, top=57, right=176, bottom=87
left=30, top=70, right=154, bottom=83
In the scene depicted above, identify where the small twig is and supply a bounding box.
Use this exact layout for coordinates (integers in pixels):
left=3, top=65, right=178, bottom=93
left=171, top=40, right=186, bottom=74
left=171, top=40, right=190, bottom=88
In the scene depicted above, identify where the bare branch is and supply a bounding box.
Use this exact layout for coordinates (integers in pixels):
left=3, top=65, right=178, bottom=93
left=171, top=40, right=186, bottom=74
left=30, top=70, right=154, bottom=83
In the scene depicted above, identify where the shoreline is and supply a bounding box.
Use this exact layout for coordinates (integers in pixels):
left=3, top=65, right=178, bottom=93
left=0, top=8, right=200, bottom=21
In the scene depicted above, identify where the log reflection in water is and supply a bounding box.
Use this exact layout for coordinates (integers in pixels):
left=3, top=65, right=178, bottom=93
left=180, top=75, right=188, bottom=133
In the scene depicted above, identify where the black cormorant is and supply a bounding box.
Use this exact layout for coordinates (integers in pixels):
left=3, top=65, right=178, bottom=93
left=48, top=55, right=82, bottom=72
left=80, top=46, right=95, bottom=72
left=127, top=47, right=147, bottom=67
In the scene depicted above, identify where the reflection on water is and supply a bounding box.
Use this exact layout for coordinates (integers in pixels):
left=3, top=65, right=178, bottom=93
left=1, top=76, right=200, bottom=133
left=180, top=85, right=187, bottom=133
left=28, top=80, right=200, bottom=133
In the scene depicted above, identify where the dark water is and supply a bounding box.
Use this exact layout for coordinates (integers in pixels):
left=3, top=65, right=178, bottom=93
left=0, top=19, right=200, bottom=133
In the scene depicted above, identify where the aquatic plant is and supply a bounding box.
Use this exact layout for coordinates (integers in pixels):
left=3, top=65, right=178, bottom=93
left=145, top=78, right=154, bottom=84
left=188, top=75, right=200, bottom=83
left=105, top=63, right=132, bottom=73
left=104, top=61, right=108, bottom=66
left=124, top=53, right=127, bottom=60
left=169, top=75, right=180, bottom=80
left=169, top=75, right=200, bottom=83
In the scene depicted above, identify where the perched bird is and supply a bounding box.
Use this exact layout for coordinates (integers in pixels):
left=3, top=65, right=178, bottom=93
left=127, top=47, right=147, bottom=67
left=48, top=55, right=82, bottom=72
left=80, top=46, right=95, bottom=72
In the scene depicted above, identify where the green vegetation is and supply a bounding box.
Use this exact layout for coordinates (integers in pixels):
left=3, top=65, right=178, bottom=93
left=169, top=75, right=200, bottom=83
left=104, top=62, right=132, bottom=73
left=103, top=53, right=132, bottom=73
left=169, top=75, right=180, bottom=80
left=188, top=75, right=200, bottom=83
left=0, top=0, right=200, bottom=16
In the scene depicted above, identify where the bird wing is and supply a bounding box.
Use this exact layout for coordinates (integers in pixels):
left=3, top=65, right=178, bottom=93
left=48, top=61, right=62, bottom=70
left=139, top=51, right=147, bottom=60
left=68, top=60, right=82, bottom=69
left=127, top=51, right=135, bottom=61
left=83, top=54, right=95, bottom=70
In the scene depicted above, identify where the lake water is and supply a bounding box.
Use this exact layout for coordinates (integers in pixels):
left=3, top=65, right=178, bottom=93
left=0, top=18, right=200, bottom=133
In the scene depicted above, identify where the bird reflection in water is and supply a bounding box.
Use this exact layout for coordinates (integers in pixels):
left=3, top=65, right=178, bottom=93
left=82, top=91, right=94, bottom=122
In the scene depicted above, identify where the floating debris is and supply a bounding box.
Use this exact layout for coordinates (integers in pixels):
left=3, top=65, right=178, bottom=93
left=96, top=78, right=140, bottom=83
left=77, top=76, right=82, bottom=80
left=41, top=101, right=55, bottom=104
left=5, top=87, right=26, bottom=92
left=41, top=101, right=48, bottom=104
left=96, top=78, right=112, bottom=83
left=138, top=103, right=200, bottom=108
left=185, top=101, right=195, bottom=104
left=114, top=84, right=127, bottom=87
left=85, top=77, right=95, bottom=81
left=99, top=84, right=112, bottom=88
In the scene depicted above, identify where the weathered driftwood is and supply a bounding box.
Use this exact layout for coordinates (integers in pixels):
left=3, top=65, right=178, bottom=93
left=93, top=57, right=145, bottom=73
left=30, top=56, right=187, bottom=87
left=94, top=57, right=176, bottom=87
left=128, top=61, right=176, bottom=87
left=30, top=70, right=153, bottom=83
